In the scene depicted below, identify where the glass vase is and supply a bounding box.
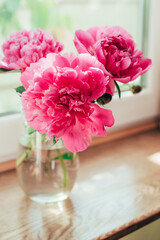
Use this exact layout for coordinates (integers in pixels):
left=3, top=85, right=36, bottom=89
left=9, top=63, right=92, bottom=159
left=16, top=129, right=79, bottom=204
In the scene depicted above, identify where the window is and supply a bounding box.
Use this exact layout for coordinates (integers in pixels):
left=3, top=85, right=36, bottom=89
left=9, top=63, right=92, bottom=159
left=0, top=0, right=159, bottom=162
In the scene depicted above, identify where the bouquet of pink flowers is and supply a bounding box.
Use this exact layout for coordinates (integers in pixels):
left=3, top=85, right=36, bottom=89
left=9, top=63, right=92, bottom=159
left=0, top=27, right=152, bottom=153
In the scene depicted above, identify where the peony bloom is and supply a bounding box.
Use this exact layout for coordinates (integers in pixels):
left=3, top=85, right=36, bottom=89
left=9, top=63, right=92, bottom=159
left=74, top=26, right=152, bottom=95
left=0, top=29, right=63, bottom=70
left=21, top=53, right=114, bottom=152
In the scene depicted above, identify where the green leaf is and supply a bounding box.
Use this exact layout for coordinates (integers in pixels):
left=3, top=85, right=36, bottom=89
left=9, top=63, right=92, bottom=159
left=27, top=127, right=36, bottom=135
left=16, top=152, right=27, bottom=168
left=53, top=152, right=73, bottom=162
left=19, top=134, right=31, bottom=147
left=62, top=152, right=73, bottom=160
left=115, top=81, right=121, bottom=99
left=24, top=122, right=36, bottom=135
left=53, top=136, right=57, bottom=144
left=0, top=68, right=10, bottom=73
left=15, top=86, right=25, bottom=94
left=0, top=68, right=20, bottom=73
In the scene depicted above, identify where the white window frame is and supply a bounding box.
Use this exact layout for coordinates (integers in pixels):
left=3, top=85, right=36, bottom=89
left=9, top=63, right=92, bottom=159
left=0, top=0, right=160, bottom=163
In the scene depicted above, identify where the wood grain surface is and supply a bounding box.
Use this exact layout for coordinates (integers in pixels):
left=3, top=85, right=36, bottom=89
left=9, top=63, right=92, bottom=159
left=0, top=120, right=158, bottom=174
left=0, top=130, right=160, bottom=240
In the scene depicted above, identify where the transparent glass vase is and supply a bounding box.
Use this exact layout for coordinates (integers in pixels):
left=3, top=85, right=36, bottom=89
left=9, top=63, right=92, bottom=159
left=16, top=130, right=79, bottom=204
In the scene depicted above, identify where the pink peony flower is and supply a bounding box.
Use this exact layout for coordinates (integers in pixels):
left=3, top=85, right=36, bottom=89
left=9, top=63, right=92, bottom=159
left=74, top=26, right=152, bottom=95
left=0, top=29, right=63, bottom=70
left=21, top=53, right=114, bottom=152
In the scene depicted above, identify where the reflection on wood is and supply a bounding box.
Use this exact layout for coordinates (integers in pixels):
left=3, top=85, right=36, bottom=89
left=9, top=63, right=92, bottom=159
left=0, top=130, right=160, bottom=240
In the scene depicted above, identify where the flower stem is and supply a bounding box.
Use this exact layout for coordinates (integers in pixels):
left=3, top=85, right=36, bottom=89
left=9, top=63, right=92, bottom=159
left=16, top=148, right=31, bottom=168
left=45, top=150, right=51, bottom=175
left=125, top=83, right=132, bottom=90
left=55, top=148, right=68, bottom=188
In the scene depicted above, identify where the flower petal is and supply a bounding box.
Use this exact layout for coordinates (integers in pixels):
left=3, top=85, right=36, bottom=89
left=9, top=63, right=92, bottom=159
left=74, top=30, right=95, bottom=54
left=87, top=26, right=99, bottom=41
left=105, top=79, right=115, bottom=96
left=90, top=104, right=115, bottom=136
left=62, top=125, right=90, bottom=152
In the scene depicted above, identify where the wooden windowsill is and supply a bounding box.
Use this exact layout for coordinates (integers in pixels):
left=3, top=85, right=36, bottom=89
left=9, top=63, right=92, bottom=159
left=0, top=120, right=159, bottom=173
left=0, top=129, right=160, bottom=239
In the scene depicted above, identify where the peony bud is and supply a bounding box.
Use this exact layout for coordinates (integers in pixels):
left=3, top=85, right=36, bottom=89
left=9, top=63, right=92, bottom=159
left=130, top=85, right=142, bottom=94
left=97, top=93, right=112, bottom=105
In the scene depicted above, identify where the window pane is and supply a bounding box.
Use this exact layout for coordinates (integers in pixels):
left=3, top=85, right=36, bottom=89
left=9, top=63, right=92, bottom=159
left=0, top=72, right=21, bottom=115
left=0, top=0, right=149, bottom=114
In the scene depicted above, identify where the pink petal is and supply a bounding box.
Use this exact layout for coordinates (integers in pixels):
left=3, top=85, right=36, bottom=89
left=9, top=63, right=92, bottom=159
left=74, top=30, right=95, bottom=54
left=136, top=58, right=152, bottom=76
left=71, top=53, right=106, bottom=73
left=62, top=125, right=90, bottom=152
left=113, top=76, right=131, bottom=83
left=119, top=57, right=132, bottom=71
left=21, top=67, right=35, bottom=89
left=94, top=41, right=106, bottom=65
left=63, top=52, right=77, bottom=64
left=47, top=53, right=70, bottom=68
left=90, top=104, right=115, bottom=137
left=102, top=26, right=133, bottom=40
left=87, top=27, right=99, bottom=41
left=0, top=60, right=11, bottom=69
left=86, top=67, right=106, bottom=101
left=105, top=79, right=115, bottom=96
